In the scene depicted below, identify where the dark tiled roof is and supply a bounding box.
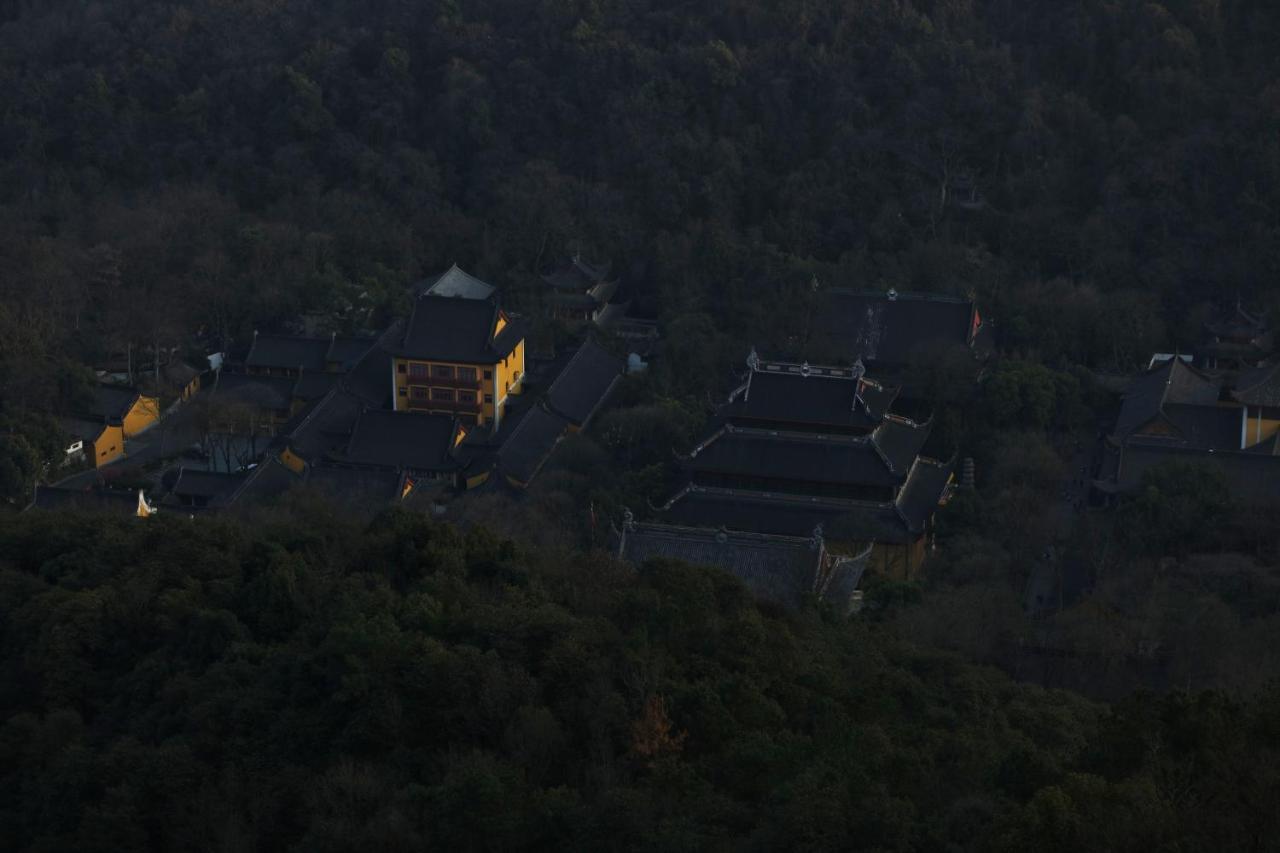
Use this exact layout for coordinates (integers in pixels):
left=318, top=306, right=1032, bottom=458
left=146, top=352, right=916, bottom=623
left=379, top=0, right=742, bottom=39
left=497, top=405, right=569, bottom=485
left=82, top=385, right=142, bottom=421
left=325, top=337, right=378, bottom=371
left=1115, top=443, right=1280, bottom=505
left=618, top=521, right=826, bottom=610
left=1160, top=404, right=1244, bottom=450
left=1205, top=303, right=1268, bottom=342
left=661, top=486, right=914, bottom=544
left=420, top=264, right=497, bottom=300
left=342, top=321, right=401, bottom=406
left=894, top=457, right=954, bottom=532
left=304, top=466, right=407, bottom=503
left=343, top=410, right=461, bottom=472
left=1232, top=361, right=1280, bottom=407
left=291, top=371, right=339, bottom=402
left=542, top=256, right=611, bottom=291
left=687, top=426, right=915, bottom=489
left=725, top=365, right=898, bottom=433
left=398, top=293, right=524, bottom=363
left=28, top=485, right=143, bottom=515
left=814, top=290, right=977, bottom=364
left=244, top=335, right=329, bottom=372
left=227, top=457, right=300, bottom=506
left=545, top=339, right=624, bottom=427
left=1113, top=358, right=1221, bottom=440
left=169, top=469, right=246, bottom=504
left=871, top=417, right=933, bottom=474
left=278, top=387, right=372, bottom=463
left=59, top=416, right=110, bottom=441
left=211, top=373, right=295, bottom=412
left=163, top=361, right=202, bottom=386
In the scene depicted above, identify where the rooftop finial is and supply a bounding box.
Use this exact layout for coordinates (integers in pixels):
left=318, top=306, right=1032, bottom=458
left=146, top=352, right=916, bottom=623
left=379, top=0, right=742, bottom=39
left=622, top=507, right=635, bottom=531
left=810, top=523, right=824, bottom=550
left=800, top=361, right=810, bottom=376
left=887, top=287, right=898, bottom=301
left=851, top=356, right=865, bottom=383
left=746, top=346, right=760, bottom=371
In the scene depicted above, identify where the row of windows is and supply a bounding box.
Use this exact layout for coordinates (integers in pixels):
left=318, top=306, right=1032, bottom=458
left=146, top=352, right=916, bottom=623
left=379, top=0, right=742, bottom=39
left=398, top=387, right=492, bottom=404
left=398, top=362, right=491, bottom=381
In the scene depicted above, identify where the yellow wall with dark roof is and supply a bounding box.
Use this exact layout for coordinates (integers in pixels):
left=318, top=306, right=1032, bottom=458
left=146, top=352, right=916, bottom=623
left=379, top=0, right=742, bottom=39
left=122, top=395, right=160, bottom=438
left=89, top=424, right=125, bottom=467
left=1244, top=407, right=1280, bottom=447
left=391, top=339, right=524, bottom=428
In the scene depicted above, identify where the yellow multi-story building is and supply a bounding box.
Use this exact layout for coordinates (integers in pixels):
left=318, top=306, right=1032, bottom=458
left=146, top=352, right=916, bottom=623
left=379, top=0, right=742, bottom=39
left=391, top=290, right=526, bottom=429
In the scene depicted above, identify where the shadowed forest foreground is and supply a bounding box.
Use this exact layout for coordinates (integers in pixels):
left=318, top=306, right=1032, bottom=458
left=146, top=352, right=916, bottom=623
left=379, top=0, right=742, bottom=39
left=0, top=508, right=1277, bottom=851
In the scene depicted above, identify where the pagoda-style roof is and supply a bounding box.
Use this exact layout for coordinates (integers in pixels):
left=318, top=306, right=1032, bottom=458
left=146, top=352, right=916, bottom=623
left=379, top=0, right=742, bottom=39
left=659, top=486, right=916, bottom=544
left=723, top=354, right=899, bottom=434
left=419, top=264, right=498, bottom=300
left=542, top=256, right=612, bottom=292
left=615, top=516, right=870, bottom=612
left=398, top=293, right=525, bottom=364
left=1232, top=361, right=1280, bottom=408
left=685, top=414, right=930, bottom=490
left=1112, top=357, right=1222, bottom=441
left=1205, top=301, right=1269, bottom=344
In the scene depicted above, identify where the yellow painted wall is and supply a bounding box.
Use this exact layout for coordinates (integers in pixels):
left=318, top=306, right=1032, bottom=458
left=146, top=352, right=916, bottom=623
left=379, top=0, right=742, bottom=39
left=122, top=396, right=160, bottom=439
left=1244, top=407, right=1280, bottom=448
left=836, top=538, right=926, bottom=582
left=90, top=424, right=125, bottom=467
left=392, top=338, right=524, bottom=427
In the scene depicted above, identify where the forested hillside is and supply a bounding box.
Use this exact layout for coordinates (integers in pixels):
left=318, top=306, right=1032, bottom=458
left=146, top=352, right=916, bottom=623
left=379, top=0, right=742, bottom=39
left=5, top=2, right=1280, bottom=847
left=4, top=0, right=1280, bottom=413
left=1, top=508, right=1277, bottom=851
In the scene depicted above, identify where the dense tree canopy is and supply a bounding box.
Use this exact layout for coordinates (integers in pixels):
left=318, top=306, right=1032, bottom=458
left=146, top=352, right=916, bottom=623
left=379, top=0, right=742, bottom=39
left=1, top=508, right=1277, bottom=851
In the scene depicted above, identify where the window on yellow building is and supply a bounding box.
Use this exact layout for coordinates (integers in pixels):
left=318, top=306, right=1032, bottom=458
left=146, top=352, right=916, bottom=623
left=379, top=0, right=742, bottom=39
left=483, top=369, right=492, bottom=379
left=408, top=362, right=428, bottom=379
left=457, top=366, right=477, bottom=382
left=432, top=365, right=454, bottom=379
left=431, top=388, right=454, bottom=401
left=411, top=387, right=429, bottom=400
left=458, top=390, right=477, bottom=403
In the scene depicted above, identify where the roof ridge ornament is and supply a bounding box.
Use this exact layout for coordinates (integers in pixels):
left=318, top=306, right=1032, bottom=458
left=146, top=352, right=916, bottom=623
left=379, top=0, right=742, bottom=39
left=746, top=346, right=760, bottom=371
left=887, top=287, right=898, bottom=301
left=809, top=523, right=823, bottom=551
left=800, top=361, right=810, bottom=377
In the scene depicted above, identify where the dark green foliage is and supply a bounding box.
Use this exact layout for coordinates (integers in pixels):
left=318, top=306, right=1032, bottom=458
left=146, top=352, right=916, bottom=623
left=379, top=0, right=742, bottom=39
left=0, top=510, right=1277, bottom=850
